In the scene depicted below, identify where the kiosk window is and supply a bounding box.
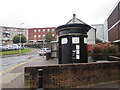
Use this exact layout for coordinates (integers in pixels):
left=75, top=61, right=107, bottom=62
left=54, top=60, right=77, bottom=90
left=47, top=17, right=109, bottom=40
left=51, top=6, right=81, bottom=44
left=61, top=38, right=68, bottom=44
left=72, top=37, right=79, bottom=44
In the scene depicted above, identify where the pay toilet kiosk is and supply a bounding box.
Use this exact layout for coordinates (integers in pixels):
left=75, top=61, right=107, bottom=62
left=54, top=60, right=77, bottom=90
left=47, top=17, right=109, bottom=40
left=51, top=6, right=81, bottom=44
left=56, top=15, right=91, bottom=64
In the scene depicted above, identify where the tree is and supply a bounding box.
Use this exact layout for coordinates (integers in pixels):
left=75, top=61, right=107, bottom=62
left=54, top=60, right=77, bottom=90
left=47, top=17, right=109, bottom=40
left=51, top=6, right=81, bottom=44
left=12, top=35, right=20, bottom=43
left=12, top=35, right=27, bottom=43
left=21, top=35, right=27, bottom=43
left=44, top=32, right=55, bottom=42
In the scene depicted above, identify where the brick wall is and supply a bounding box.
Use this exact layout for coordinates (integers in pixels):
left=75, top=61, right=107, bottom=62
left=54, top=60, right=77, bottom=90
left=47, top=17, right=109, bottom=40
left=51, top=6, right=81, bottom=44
left=24, top=61, right=120, bottom=88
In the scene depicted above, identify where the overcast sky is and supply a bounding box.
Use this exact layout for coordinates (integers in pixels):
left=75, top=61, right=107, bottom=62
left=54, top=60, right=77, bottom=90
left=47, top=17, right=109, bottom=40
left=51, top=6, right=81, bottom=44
left=0, top=0, right=119, bottom=28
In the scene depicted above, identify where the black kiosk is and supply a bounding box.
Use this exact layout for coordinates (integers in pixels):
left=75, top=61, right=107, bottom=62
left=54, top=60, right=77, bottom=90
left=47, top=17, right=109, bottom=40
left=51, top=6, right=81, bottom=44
left=56, top=14, right=91, bottom=64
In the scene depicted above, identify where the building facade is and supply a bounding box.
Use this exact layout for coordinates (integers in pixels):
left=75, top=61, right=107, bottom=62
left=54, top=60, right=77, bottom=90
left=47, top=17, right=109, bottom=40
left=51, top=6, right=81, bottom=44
left=87, top=27, right=96, bottom=44
left=91, top=24, right=104, bottom=41
left=0, top=26, right=28, bottom=45
left=107, top=1, right=120, bottom=42
left=103, top=20, right=108, bottom=42
left=91, top=23, right=109, bottom=42
left=28, top=27, right=57, bottom=43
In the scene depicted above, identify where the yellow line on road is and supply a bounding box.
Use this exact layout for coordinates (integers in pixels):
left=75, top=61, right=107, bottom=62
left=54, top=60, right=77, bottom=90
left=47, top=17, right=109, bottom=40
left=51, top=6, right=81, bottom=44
left=0, top=57, right=42, bottom=75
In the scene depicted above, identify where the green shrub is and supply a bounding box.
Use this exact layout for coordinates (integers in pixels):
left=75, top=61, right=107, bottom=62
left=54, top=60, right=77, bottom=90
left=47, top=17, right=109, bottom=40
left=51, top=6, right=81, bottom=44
left=91, top=44, right=119, bottom=61
left=105, top=44, right=118, bottom=54
left=1, top=48, right=32, bottom=56
left=91, top=44, right=102, bottom=53
left=3, top=43, right=8, bottom=45
left=92, top=44, right=118, bottom=54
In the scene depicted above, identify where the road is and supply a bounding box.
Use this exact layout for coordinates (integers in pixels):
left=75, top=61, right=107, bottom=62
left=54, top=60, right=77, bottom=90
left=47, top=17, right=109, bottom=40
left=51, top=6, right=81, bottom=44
left=0, top=48, right=40, bottom=75
left=1, top=52, right=38, bottom=76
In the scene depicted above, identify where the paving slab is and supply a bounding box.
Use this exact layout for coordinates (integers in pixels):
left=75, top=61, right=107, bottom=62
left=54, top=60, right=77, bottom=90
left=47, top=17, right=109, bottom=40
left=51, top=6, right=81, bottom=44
left=0, top=73, right=21, bottom=84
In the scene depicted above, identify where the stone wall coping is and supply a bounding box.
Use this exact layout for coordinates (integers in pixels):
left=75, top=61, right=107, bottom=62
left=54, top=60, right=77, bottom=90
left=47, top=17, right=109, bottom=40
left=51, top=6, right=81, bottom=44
left=25, top=61, right=119, bottom=68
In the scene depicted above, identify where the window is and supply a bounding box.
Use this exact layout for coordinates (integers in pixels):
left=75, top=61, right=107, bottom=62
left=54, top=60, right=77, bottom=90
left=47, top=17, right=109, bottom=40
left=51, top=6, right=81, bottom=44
left=43, top=35, right=45, bottom=37
left=34, top=35, right=36, bottom=38
left=52, top=29, right=54, bottom=32
left=34, top=29, right=36, bottom=32
left=18, top=32, right=22, bottom=35
left=38, top=35, right=41, bottom=38
left=43, top=29, right=45, bottom=32
left=38, top=29, right=41, bottom=32
left=52, top=34, right=55, bottom=36
left=47, top=29, right=50, bottom=32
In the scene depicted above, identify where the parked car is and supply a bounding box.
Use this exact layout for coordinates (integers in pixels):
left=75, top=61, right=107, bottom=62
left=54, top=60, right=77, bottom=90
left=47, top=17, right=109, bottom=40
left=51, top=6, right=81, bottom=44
left=0, top=45, right=2, bottom=51
left=11, top=44, right=22, bottom=50
left=2, top=45, right=11, bottom=51
left=0, top=44, right=24, bottom=51
left=39, top=48, right=51, bottom=56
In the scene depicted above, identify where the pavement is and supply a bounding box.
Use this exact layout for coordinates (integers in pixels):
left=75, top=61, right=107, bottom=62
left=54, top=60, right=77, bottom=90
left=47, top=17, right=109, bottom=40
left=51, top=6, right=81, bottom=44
left=75, top=80, right=120, bottom=88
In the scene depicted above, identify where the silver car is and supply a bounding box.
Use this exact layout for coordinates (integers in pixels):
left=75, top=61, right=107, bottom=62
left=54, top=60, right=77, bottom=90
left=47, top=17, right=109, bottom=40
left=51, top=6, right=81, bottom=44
left=39, top=48, right=51, bottom=56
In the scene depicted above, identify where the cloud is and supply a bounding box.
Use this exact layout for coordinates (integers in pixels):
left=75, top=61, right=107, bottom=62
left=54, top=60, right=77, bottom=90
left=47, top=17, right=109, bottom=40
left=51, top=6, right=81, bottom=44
left=0, top=0, right=119, bottom=28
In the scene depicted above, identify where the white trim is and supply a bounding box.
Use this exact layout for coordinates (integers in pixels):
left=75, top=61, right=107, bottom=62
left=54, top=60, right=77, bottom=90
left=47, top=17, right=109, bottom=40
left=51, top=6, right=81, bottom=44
left=38, top=40, right=44, bottom=41
left=29, top=40, right=36, bottom=41
left=108, top=20, right=120, bottom=31
left=113, top=40, right=120, bottom=42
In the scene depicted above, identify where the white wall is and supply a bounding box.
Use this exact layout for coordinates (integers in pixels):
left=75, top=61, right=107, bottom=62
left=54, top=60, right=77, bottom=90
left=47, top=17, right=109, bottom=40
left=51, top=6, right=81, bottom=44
left=87, top=27, right=96, bottom=44
left=91, top=24, right=104, bottom=41
left=0, top=27, right=3, bottom=45
left=103, top=20, right=108, bottom=42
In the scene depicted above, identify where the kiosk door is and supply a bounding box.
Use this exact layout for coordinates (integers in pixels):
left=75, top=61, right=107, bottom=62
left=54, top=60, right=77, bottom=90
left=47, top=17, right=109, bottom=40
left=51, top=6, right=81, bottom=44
left=60, top=37, right=71, bottom=64
left=71, top=37, right=81, bottom=63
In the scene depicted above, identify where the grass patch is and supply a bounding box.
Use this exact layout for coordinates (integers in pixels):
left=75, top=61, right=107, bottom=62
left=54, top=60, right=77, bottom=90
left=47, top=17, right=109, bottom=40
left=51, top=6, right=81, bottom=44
left=0, top=48, right=32, bottom=56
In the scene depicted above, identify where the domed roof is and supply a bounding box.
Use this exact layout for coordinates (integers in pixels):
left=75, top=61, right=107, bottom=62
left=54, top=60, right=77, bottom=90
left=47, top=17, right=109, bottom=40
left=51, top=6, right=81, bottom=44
left=56, top=14, right=91, bottom=36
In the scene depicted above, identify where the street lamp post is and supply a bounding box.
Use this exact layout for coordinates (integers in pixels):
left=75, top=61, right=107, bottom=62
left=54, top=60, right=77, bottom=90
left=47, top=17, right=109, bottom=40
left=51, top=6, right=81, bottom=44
left=20, top=23, right=24, bottom=53
left=42, top=38, right=46, bottom=58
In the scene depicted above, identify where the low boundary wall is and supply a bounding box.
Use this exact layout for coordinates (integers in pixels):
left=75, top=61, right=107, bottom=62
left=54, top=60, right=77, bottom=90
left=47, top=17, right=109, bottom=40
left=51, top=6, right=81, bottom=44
left=24, top=61, right=120, bottom=88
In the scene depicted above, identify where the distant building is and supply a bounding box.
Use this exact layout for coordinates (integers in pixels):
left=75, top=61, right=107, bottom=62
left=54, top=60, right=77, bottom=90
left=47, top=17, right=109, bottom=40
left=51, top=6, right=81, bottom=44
left=91, top=23, right=109, bottom=42
left=87, top=27, right=96, bottom=44
left=28, top=27, right=57, bottom=43
left=103, top=20, right=108, bottom=42
left=0, top=26, right=28, bottom=45
left=91, top=24, right=104, bottom=41
left=0, top=27, right=3, bottom=45
left=107, top=1, right=120, bottom=42
left=0, top=25, right=96, bottom=45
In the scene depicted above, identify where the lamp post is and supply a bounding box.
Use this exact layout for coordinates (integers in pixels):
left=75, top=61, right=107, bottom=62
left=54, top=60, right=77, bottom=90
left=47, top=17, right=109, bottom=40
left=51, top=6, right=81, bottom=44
left=20, top=23, right=24, bottom=53
left=42, top=38, right=46, bottom=58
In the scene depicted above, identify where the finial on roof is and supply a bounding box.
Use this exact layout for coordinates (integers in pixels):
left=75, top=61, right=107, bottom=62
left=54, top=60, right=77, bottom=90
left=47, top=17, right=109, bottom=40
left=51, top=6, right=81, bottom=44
left=73, top=13, right=76, bottom=17
left=66, top=14, right=87, bottom=24
left=73, top=14, right=76, bottom=23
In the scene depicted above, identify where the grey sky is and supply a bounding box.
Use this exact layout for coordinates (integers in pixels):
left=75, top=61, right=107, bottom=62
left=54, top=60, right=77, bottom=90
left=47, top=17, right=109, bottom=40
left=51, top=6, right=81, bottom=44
left=0, top=0, right=119, bottom=28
